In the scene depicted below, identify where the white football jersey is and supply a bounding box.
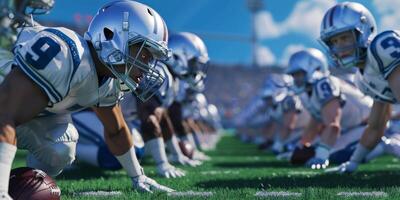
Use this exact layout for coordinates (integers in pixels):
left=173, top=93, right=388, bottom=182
left=354, top=30, right=400, bottom=104
left=301, top=76, right=372, bottom=130
left=13, top=26, right=123, bottom=115
left=267, top=94, right=302, bottom=123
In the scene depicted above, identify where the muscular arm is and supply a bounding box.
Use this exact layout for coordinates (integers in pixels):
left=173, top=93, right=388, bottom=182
left=168, top=101, right=187, bottom=137
left=93, top=104, right=133, bottom=156
left=300, top=116, right=323, bottom=146
left=160, top=109, right=175, bottom=141
left=320, top=99, right=342, bottom=147
left=0, top=68, right=48, bottom=145
left=359, top=100, right=391, bottom=149
left=280, top=111, right=298, bottom=141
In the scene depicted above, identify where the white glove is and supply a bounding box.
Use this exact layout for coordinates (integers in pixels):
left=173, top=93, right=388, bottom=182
left=168, top=154, right=202, bottom=167
left=192, top=150, right=211, bottom=161
left=306, top=157, right=329, bottom=169
left=324, top=161, right=359, bottom=174
left=132, top=174, right=175, bottom=193
left=0, top=192, right=12, bottom=200
left=156, top=162, right=186, bottom=178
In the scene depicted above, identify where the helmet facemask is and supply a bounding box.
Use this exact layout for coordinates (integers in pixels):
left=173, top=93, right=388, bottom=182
left=104, top=36, right=166, bottom=101
left=320, top=29, right=366, bottom=69
left=288, top=70, right=307, bottom=94
left=183, top=57, right=209, bottom=89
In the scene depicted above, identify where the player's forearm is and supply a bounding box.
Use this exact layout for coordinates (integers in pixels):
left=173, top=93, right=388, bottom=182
left=280, top=126, right=292, bottom=141
left=104, top=125, right=133, bottom=156
left=320, top=123, right=340, bottom=147
left=359, top=126, right=385, bottom=149
left=300, top=122, right=321, bottom=145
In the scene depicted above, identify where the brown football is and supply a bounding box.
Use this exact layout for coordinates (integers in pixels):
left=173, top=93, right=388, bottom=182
left=290, top=146, right=316, bottom=165
left=179, top=140, right=195, bottom=159
left=8, top=167, right=61, bottom=200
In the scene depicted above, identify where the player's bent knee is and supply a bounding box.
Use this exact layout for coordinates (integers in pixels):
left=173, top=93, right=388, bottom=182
left=27, top=142, right=76, bottom=177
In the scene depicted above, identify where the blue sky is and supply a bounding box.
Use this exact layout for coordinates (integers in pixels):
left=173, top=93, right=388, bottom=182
left=36, top=0, right=397, bottom=66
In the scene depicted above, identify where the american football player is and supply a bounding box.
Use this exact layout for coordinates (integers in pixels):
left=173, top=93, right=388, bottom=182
left=166, top=32, right=211, bottom=161
left=73, top=62, right=200, bottom=178
left=257, top=74, right=309, bottom=154
left=286, top=48, right=373, bottom=169
left=0, top=1, right=175, bottom=197
left=319, top=1, right=400, bottom=173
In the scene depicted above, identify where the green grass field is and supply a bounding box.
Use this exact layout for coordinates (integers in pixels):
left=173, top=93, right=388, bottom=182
left=12, top=132, right=400, bottom=199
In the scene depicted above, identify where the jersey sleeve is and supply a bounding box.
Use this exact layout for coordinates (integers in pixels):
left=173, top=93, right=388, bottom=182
left=369, top=30, right=400, bottom=80
left=13, top=28, right=81, bottom=104
left=313, top=77, right=341, bottom=106
left=96, top=79, right=125, bottom=107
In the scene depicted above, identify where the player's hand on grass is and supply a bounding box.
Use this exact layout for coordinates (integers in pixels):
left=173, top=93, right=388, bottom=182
left=169, top=154, right=202, bottom=167
left=325, top=161, right=359, bottom=174
left=132, top=174, right=175, bottom=193
left=306, top=157, right=329, bottom=169
left=157, top=162, right=186, bottom=178
left=192, top=150, right=211, bottom=161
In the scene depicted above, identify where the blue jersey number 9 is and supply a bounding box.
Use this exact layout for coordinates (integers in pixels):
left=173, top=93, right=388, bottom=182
left=25, top=37, right=61, bottom=70
left=381, top=36, right=400, bottom=59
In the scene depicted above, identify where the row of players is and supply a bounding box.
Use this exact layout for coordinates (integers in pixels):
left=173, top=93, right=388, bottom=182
left=0, top=0, right=223, bottom=198
left=236, top=1, right=400, bottom=173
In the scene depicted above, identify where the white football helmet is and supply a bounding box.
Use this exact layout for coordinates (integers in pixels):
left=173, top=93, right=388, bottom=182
left=286, top=48, right=328, bottom=93
left=85, top=0, right=171, bottom=101
left=260, top=74, right=292, bottom=105
left=167, top=32, right=209, bottom=88
left=319, top=2, right=376, bottom=69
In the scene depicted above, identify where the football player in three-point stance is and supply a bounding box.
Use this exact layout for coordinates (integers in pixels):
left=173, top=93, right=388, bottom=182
left=0, top=1, right=176, bottom=197
left=166, top=32, right=211, bottom=161
left=286, top=48, right=373, bottom=169
left=72, top=32, right=211, bottom=178
left=319, top=1, right=400, bottom=173
left=258, top=74, right=309, bottom=155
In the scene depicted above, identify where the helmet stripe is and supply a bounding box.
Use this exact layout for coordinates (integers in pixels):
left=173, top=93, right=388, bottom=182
left=328, top=5, right=337, bottom=28
left=162, top=19, right=167, bottom=42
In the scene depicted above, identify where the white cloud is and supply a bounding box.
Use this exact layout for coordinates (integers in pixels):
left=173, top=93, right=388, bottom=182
left=254, top=11, right=282, bottom=39
left=255, top=45, right=276, bottom=66
left=279, top=44, right=306, bottom=66
left=254, top=0, right=336, bottom=40
left=372, top=0, right=400, bottom=31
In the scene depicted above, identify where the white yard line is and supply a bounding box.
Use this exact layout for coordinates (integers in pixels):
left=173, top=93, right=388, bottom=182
left=200, top=170, right=240, bottom=175
left=74, top=190, right=122, bottom=197
left=337, top=191, right=388, bottom=197
left=255, top=191, right=302, bottom=197
left=168, top=191, right=213, bottom=197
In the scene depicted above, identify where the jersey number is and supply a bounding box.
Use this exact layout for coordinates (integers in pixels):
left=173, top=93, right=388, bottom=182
left=319, top=82, right=333, bottom=99
left=381, top=36, right=400, bottom=59
left=25, top=37, right=61, bottom=69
